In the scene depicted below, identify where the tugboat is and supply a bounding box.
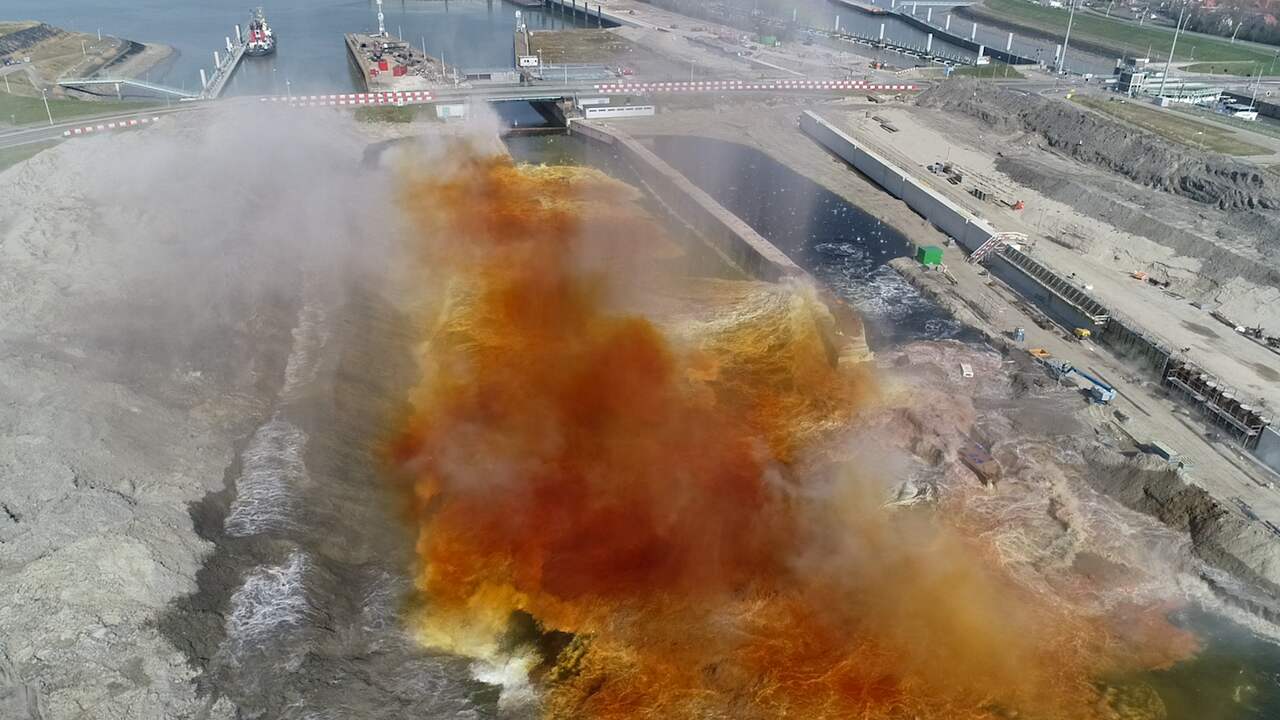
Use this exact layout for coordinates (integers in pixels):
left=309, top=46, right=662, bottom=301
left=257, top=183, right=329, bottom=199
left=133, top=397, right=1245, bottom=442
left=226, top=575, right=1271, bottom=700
left=245, top=7, right=276, bottom=56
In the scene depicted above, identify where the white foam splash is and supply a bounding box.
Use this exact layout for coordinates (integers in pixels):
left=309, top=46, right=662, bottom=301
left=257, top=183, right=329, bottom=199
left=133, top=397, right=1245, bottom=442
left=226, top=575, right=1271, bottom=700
left=224, top=417, right=308, bottom=537
left=223, top=552, right=313, bottom=667
left=281, top=284, right=331, bottom=401
left=470, top=650, right=540, bottom=713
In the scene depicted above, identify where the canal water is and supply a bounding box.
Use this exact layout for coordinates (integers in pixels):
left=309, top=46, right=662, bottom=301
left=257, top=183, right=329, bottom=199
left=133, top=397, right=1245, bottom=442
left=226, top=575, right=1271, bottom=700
left=508, top=133, right=967, bottom=346
left=647, top=135, right=970, bottom=346
left=4, top=0, right=586, bottom=96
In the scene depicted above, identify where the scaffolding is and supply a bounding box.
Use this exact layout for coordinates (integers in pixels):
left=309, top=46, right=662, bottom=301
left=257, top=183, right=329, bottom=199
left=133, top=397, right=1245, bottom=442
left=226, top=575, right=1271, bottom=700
left=1162, top=359, right=1269, bottom=447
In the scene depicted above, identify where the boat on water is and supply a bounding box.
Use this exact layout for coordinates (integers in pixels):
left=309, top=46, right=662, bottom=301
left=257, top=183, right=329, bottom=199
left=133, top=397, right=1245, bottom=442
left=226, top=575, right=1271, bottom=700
left=245, top=7, right=276, bottom=57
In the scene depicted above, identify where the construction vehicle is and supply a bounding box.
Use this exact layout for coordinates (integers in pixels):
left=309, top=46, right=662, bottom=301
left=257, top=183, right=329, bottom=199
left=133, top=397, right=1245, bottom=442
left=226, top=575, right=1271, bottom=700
left=1028, top=348, right=1051, bottom=359
left=1043, top=359, right=1117, bottom=404
left=1073, top=328, right=1092, bottom=340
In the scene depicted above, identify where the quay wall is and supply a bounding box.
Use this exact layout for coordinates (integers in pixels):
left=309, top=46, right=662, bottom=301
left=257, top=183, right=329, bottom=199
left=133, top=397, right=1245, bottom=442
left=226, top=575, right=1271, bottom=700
left=891, top=10, right=1037, bottom=65
left=567, top=117, right=871, bottom=362
left=541, top=0, right=629, bottom=28
left=569, top=118, right=802, bottom=282
left=799, top=110, right=997, bottom=252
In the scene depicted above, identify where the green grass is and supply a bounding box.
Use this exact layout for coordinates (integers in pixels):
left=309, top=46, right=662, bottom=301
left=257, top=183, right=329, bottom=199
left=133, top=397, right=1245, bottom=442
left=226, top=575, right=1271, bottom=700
left=0, top=141, right=58, bottom=172
left=1169, top=103, right=1280, bottom=143
left=0, top=86, right=158, bottom=126
left=0, top=21, right=38, bottom=36
left=979, top=0, right=1278, bottom=66
left=951, top=60, right=1026, bottom=79
left=352, top=105, right=437, bottom=123
left=1070, top=95, right=1271, bottom=156
left=1182, top=61, right=1274, bottom=77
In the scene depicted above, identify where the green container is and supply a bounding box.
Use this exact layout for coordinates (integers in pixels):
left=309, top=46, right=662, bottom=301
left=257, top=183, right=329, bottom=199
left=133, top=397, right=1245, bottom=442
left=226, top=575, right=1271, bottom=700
left=916, top=245, right=944, bottom=266
left=760, top=35, right=778, bottom=46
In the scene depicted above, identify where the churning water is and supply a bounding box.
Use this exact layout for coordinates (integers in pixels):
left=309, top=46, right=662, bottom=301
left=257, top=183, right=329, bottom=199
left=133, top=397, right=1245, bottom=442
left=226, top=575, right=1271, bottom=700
left=647, top=135, right=970, bottom=346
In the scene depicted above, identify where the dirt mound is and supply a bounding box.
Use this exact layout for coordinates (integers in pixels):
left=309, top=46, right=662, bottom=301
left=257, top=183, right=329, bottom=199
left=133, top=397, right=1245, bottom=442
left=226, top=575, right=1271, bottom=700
left=996, top=155, right=1280, bottom=291
left=1079, top=443, right=1280, bottom=600
left=916, top=80, right=1280, bottom=213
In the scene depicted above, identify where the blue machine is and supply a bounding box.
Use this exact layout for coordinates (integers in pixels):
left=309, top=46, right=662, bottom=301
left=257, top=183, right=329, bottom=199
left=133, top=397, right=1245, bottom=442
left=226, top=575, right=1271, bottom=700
left=1043, top=360, right=1117, bottom=404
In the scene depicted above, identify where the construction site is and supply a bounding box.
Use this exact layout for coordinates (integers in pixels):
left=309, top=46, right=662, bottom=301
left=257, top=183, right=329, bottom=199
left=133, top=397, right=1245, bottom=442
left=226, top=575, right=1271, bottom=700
left=7, top=0, right=1280, bottom=718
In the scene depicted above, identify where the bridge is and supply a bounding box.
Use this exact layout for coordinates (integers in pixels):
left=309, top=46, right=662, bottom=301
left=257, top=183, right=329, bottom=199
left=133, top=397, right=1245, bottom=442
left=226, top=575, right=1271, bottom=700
left=262, top=78, right=919, bottom=108
left=60, top=18, right=248, bottom=101
left=56, top=76, right=199, bottom=99
left=6, top=75, right=922, bottom=150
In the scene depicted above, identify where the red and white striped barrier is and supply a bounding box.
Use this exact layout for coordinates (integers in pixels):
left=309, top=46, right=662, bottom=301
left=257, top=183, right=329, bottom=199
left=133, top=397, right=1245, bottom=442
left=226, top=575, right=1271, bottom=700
left=63, top=115, right=162, bottom=137
left=593, top=80, right=916, bottom=93
left=258, top=91, right=434, bottom=107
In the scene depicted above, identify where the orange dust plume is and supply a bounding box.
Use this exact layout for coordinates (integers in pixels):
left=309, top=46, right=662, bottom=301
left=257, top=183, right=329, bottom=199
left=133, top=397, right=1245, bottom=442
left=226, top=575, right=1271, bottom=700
left=385, top=148, right=1194, bottom=720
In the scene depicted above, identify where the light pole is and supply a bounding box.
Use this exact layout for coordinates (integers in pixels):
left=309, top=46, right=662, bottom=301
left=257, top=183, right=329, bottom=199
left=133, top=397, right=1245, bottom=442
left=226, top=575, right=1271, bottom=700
left=286, top=78, right=291, bottom=99
left=1156, top=1, right=1189, bottom=103
left=40, top=88, right=53, bottom=125
left=1058, top=0, right=1077, bottom=74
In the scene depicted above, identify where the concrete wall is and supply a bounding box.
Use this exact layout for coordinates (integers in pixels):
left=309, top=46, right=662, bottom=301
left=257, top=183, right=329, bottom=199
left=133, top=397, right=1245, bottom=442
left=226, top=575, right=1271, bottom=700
left=569, top=119, right=802, bottom=282
left=984, top=254, right=1098, bottom=330
left=568, top=118, right=871, bottom=363
left=799, top=111, right=998, bottom=252
left=891, top=10, right=1036, bottom=65
left=541, top=0, right=629, bottom=28
left=1256, top=427, right=1280, bottom=474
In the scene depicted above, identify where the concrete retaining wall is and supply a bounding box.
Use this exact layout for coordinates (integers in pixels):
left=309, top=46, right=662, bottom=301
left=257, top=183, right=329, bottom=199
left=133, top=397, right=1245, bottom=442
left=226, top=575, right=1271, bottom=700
left=541, top=0, right=629, bottom=28
left=891, top=10, right=1037, bottom=65
left=1257, top=428, right=1280, bottom=472
left=569, top=118, right=802, bottom=282
left=568, top=118, right=871, bottom=362
left=799, top=111, right=998, bottom=251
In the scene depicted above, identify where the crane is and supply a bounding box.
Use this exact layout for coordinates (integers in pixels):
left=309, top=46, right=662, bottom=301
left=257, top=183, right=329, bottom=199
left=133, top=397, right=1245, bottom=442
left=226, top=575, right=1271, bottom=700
left=1044, top=360, right=1117, bottom=404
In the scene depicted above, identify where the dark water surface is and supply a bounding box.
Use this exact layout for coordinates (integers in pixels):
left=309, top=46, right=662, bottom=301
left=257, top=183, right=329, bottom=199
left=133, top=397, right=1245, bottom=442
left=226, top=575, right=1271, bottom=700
left=645, top=134, right=970, bottom=347
left=507, top=132, right=968, bottom=347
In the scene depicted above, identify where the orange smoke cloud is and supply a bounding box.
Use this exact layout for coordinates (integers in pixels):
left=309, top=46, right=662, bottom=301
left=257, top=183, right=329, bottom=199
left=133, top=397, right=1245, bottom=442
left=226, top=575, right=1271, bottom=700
left=386, top=148, right=1194, bottom=719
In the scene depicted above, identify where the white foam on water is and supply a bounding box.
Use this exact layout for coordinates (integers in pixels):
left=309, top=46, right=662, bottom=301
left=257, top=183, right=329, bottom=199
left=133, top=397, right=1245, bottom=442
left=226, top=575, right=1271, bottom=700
left=223, top=552, right=313, bottom=667
left=281, top=286, right=331, bottom=401
left=470, top=650, right=540, bottom=714
left=818, top=261, right=964, bottom=340
left=224, top=417, right=309, bottom=537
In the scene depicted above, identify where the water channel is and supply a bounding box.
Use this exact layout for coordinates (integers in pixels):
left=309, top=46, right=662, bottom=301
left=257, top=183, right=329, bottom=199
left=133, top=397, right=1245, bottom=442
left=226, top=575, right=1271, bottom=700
left=9, top=0, right=1280, bottom=713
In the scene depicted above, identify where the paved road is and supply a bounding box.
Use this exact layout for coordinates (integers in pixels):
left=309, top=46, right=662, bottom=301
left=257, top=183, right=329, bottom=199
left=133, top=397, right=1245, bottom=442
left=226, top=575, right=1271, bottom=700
left=1, top=75, right=917, bottom=151
left=0, top=104, right=204, bottom=149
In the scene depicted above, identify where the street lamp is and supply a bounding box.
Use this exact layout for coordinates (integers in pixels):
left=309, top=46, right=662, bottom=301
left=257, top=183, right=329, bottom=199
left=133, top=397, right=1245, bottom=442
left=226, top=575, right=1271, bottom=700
left=1059, top=0, right=1078, bottom=74
left=286, top=78, right=292, bottom=99
left=1156, top=1, right=1190, bottom=102
left=40, top=88, right=53, bottom=126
